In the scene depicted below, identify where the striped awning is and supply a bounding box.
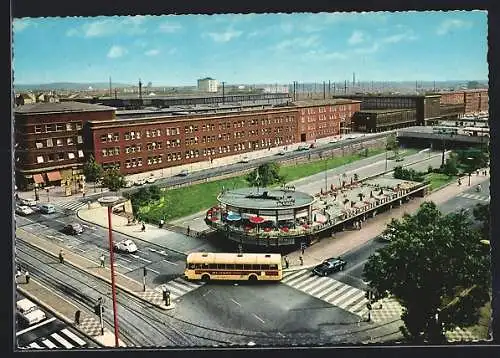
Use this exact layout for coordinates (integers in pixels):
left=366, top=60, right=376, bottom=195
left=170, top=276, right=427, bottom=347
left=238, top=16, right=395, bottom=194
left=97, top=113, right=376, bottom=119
left=33, top=174, right=44, bottom=184
left=46, top=171, right=62, bottom=182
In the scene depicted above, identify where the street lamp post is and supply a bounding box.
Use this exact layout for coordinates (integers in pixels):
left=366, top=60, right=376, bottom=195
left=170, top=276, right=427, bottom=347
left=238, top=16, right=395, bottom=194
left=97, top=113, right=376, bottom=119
left=385, top=149, right=388, bottom=172
left=324, top=158, right=328, bottom=192
left=97, top=195, right=127, bottom=348
left=467, top=157, right=474, bottom=186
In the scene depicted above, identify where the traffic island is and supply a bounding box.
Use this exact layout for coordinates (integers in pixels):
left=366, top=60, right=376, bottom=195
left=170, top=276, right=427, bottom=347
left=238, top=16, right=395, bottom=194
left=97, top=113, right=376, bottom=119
left=16, top=229, right=175, bottom=312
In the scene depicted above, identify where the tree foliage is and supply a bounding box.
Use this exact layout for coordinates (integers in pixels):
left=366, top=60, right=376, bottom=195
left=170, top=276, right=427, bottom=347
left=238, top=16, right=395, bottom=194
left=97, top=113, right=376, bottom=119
left=82, top=154, right=104, bottom=182
left=127, top=185, right=162, bottom=214
left=393, top=166, right=426, bottom=182
left=441, top=153, right=459, bottom=176
left=101, top=168, right=125, bottom=191
left=363, top=202, right=490, bottom=343
left=455, top=148, right=488, bottom=173
left=473, top=203, right=490, bottom=242
left=386, top=133, right=399, bottom=158
left=246, top=162, right=285, bottom=188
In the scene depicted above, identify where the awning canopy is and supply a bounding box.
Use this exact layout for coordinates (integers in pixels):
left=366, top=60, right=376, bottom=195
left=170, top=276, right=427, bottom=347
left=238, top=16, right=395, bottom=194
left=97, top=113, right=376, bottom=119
left=46, top=171, right=62, bottom=182
left=33, top=174, right=44, bottom=184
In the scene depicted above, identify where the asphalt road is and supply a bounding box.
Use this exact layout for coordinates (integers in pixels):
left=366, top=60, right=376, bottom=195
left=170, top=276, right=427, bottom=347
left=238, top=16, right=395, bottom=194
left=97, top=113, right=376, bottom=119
left=15, top=292, right=95, bottom=349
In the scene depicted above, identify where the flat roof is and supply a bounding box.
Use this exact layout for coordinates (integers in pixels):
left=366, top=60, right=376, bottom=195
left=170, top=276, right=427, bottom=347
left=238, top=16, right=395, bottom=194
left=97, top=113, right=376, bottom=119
left=293, top=99, right=361, bottom=107
left=218, top=188, right=315, bottom=210
left=356, top=108, right=415, bottom=114
left=15, top=101, right=116, bottom=114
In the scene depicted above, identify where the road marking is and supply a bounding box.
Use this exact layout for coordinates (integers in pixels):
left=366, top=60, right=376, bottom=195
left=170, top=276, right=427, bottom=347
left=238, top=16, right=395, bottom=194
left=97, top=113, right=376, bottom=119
left=230, top=298, right=241, bottom=306
left=116, top=263, right=134, bottom=271
left=69, top=237, right=83, bottom=244
left=202, top=289, right=214, bottom=297
left=94, top=247, right=108, bottom=253
left=61, top=328, right=87, bottom=346
left=89, top=233, right=102, bottom=238
left=41, top=339, right=57, bottom=348
left=72, top=247, right=86, bottom=253
left=54, top=219, right=67, bottom=225
left=147, top=267, right=160, bottom=275
left=252, top=313, right=265, bottom=324
left=16, top=317, right=56, bottom=336
left=130, top=254, right=152, bottom=263
left=162, top=259, right=178, bottom=266
left=45, top=235, right=64, bottom=242
left=118, top=256, right=131, bottom=263
left=51, top=332, right=74, bottom=349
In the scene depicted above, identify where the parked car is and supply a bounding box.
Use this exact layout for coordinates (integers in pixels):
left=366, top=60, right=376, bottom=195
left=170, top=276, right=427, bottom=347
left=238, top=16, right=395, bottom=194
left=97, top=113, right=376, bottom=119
left=20, top=198, right=37, bottom=207
left=146, top=177, right=157, bottom=184
left=38, top=203, right=56, bottom=214
left=178, top=169, right=189, bottom=177
left=312, top=257, right=346, bottom=276
left=298, top=144, right=310, bottom=151
left=134, top=178, right=146, bottom=186
left=124, top=180, right=134, bottom=188
left=240, top=156, right=250, bottom=163
left=16, top=205, right=34, bottom=216
left=113, top=239, right=138, bottom=253
left=16, top=298, right=46, bottom=326
left=277, top=149, right=286, bottom=156
left=63, top=223, right=84, bottom=235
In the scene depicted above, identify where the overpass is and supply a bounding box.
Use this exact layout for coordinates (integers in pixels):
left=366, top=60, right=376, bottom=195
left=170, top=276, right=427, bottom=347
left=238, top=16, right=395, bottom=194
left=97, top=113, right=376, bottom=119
left=396, top=126, right=489, bottom=150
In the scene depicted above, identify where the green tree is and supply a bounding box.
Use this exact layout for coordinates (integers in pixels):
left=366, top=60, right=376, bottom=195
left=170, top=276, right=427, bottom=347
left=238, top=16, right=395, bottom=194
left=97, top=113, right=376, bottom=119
left=101, top=168, right=125, bottom=191
left=442, top=153, right=459, bottom=176
left=246, top=163, right=285, bottom=188
left=393, top=166, right=426, bottom=182
left=386, top=133, right=399, bottom=159
left=472, top=203, right=489, bottom=241
left=455, top=148, right=488, bottom=174
left=363, top=202, right=490, bottom=343
left=466, top=81, right=480, bottom=89
left=82, top=154, right=104, bottom=183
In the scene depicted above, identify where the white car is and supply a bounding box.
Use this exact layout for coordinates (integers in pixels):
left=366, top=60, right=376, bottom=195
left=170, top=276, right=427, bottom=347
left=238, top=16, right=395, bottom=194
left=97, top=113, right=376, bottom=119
left=16, top=205, right=34, bottom=216
left=178, top=169, right=189, bottom=177
left=134, top=178, right=146, bottom=186
left=124, top=180, right=133, bottom=188
left=240, top=156, right=250, bottom=163
left=17, top=298, right=47, bottom=326
left=146, top=177, right=157, bottom=184
left=277, top=150, right=286, bottom=156
left=20, top=198, right=37, bottom=207
left=113, top=239, right=138, bottom=253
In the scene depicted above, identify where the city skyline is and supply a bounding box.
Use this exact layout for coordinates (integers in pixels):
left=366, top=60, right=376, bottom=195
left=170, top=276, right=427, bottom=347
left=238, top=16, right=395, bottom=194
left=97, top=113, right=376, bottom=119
left=13, top=11, right=488, bottom=86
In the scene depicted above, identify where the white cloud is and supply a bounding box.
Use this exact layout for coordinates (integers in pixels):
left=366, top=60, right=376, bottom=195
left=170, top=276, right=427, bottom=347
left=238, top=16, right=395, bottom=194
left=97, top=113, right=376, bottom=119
left=67, top=16, right=147, bottom=38
left=436, top=19, right=471, bottom=36
left=354, top=43, right=380, bottom=54
left=107, top=45, right=126, bottom=58
left=274, top=35, right=321, bottom=51
left=13, top=19, right=32, bottom=32
left=381, top=30, right=418, bottom=43
left=158, top=21, right=182, bottom=33
left=145, top=49, right=160, bottom=56
left=206, top=30, right=242, bottom=43
left=348, top=31, right=365, bottom=45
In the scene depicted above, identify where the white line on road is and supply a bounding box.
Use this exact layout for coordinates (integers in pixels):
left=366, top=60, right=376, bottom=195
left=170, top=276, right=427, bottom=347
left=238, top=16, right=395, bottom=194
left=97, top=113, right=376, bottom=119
left=252, top=313, right=265, bottom=324
left=116, top=263, right=134, bottom=271
left=54, top=219, right=67, bottom=225
left=94, top=246, right=108, bottom=253
left=72, top=247, right=86, bottom=253
left=45, top=235, right=64, bottom=242
left=147, top=268, right=160, bottom=275
left=230, top=298, right=241, bottom=306
left=130, top=254, right=152, bottom=263
left=162, top=259, right=178, bottom=266
left=118, top=256, right=131, bottom=263
left=69, top=237, right=83, bottom=244
left=16, top=317, right=57, bottom=336
left=89, top=232, right=102, bottom=238
left=202, top=289, right=214, bottom=297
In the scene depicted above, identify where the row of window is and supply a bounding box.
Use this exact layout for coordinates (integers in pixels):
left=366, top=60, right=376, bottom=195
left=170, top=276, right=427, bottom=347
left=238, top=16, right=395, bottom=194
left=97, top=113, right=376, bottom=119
left=35, top=136, right=83, bottom=149
left=35, top=150, right=84, bottom=163
left=187, top=263, right=279, bottom=270
left=34, top=122, right=82, bottom=134
left=300, top=105, right=353, bottom=115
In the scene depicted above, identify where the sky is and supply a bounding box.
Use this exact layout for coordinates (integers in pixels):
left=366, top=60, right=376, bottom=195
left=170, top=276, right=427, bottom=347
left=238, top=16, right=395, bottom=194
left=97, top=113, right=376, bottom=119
left=12, top=11, right=488, bottom=86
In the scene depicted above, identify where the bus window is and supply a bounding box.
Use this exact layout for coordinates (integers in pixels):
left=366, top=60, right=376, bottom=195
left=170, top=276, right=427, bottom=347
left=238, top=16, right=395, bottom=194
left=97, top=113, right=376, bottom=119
left=269, top=264, right=278, bottom=270
left=208, top=264, right=217, bottom=269
left=243, top=264, right=252, bottom=270
left=188, top=263, right=195, bottom=269
left=217, top=264, right=226, bottom=270
left=226, top=264, right=235, bottom=269
left=252, top=264, right=261, bottom=270
left=202, top=263, right=209, bottom=269
left=194, top=263, right=202, bottom=269
left=235, top=264, right=243, bottom=270
left=261, top=264, right=270, bottom=270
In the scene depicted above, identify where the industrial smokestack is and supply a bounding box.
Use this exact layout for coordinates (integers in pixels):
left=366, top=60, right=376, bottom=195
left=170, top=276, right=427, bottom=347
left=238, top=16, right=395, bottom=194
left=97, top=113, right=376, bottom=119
left=344, top=80, right=347, bottom=94
left=323, top=81, right=326, bottom=99
left=109, top=76, right=112, bottom=97
left=328, top=80, right=331, bottom=97
left=222, top=81, right=225, bottom=104
left=353, top=72, right=355, bottom=87
left=139, top=79, right=143, bottom=100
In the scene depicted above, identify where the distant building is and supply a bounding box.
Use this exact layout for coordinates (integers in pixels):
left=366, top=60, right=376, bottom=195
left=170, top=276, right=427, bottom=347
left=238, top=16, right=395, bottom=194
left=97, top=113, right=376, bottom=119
left=263, top=86, right=289, bottom=94
left=15, top=92, right=36, bottom=106
left=197, top=77, right=218, bottom=93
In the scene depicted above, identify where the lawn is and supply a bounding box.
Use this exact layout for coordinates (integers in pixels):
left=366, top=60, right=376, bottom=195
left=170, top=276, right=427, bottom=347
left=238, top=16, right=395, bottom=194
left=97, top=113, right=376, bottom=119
left=424, top=172, right=457, bottom=191
left=137, top=147, right=389, bottom=223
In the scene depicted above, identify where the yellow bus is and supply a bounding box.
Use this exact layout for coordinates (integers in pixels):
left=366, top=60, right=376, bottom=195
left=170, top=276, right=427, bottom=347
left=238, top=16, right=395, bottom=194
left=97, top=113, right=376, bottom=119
left=184, top=252, right=283, bottom=282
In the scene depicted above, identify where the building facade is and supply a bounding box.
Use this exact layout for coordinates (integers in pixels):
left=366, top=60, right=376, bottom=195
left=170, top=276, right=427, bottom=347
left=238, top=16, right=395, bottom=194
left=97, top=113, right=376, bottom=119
left=14, top=102, right=116, bottom=190
left=439, top=89, right=489, bottom=115
left=352, top=109, right=417, bottom=132
left=197, top=77, right=218, bottom=93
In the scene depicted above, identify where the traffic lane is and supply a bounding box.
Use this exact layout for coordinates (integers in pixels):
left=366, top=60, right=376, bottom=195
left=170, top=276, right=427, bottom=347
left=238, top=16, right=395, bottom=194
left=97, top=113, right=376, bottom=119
left=173, top=282, right=360, bottom=335
left=439, top=182, right=490, bottom=215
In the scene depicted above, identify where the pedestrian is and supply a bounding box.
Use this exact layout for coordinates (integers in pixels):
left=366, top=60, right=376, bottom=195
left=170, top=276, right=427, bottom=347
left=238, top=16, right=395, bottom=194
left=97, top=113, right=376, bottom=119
left=59, top=249, right=64, bottom=264
left=74, top=310, right=81, bottom=325
left=159, top=219, right=164, bottom=228
left=141, top=222, right=146, bottom=232
left=301, top=245, right=305, bottom=255
left=458, top=178, right=462, bottom=186
left=16, top=265, right=21, bottom=278
left=100, top=254, right=105, bottom=268
left=476, top=170, right=480, bottom=176
left=284, top=256, right=289, bottom=269
left=25, top=270, right=30, bottom=284
left=15, top=193, right=19, bottom=201
left=187, top=226, right=190, bottom=236
left=83, top=191, right=86, bottom=198
left=299, top=256, right=304, bottom=266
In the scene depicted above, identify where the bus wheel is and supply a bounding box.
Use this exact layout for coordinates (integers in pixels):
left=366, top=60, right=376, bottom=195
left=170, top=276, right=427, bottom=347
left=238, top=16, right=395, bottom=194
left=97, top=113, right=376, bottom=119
left=248, top=275, right=258, bottom=282
left=201, top=274, right=210, bottom=282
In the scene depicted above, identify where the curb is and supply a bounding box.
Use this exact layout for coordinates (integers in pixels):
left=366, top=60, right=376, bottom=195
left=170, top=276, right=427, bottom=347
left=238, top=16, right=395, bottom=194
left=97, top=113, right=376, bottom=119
left=18, top=232, right=175, bottom=312
left=17, top=285, right=108, bottom=348
left=76, top=209, right=188, bottom=257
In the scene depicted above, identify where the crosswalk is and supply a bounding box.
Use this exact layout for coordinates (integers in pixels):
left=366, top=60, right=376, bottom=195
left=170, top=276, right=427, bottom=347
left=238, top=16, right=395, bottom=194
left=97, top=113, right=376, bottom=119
left=282, top=269, right=369, bottom=319
left=154, top=276, right=205, bottom=300
left=459, top=193, right=490, bottom=202
left=21, top=328, right=88, bottom=349
left=55, top=201, right=87, bottom=212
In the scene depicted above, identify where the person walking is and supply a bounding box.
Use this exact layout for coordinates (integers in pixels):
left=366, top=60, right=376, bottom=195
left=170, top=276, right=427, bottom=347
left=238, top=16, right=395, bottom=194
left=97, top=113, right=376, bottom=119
left=301, top=245, right=305, bottom=255
left=284, top=256, right=289, bottom=269
left=187, top=226, right=191, bottom=236
left=100, top=254, right=105, bottom=268
left=74, top=310, right=81, bottom=326
left=25, top=270, right=30, bottom=284
left=299, top=256, right=304, bottom=266
left=159, top=219, right=164, bottom=228
left=141, top=222, right=146, bottom=232
left=59, top=249, right=64, bottom=264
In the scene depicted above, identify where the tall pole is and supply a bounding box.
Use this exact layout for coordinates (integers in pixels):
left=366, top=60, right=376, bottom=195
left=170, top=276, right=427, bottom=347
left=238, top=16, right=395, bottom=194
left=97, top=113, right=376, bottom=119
left=385, top=149, right=388, bottom=172
left=324, top=158, right=328, bottom=192
left=107, top=206, right=120, bottom=347
left=222, top=81, right=225, bottom=104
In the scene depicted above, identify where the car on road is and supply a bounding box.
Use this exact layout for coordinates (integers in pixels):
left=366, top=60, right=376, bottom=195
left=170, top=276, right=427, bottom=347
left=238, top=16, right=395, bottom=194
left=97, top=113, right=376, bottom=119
left=63, top=223, right=84, bottom=235
left=16, top=298, right=47, bottom=326
left=16, top=205, right=34, bottom=216
left=240, top=156, right=250, bottom=163
left=146, top=177, right=157, bottom=184
left=134, top=178, right=146, bottom=186
left=113, top=239, right=138, bottom=253
left=312, top=257, right=346, bottom=276
left=178, top=169, right=189, bottom=177
left=38, top=203, right=56, bottom=214
left=124, top=180, right=134, bottom=188
left=277, top=149, right=286, bottom=156
left=344, top=136, right=356, bottom=140
left=19, top=198, right=37, bottom=207
left=297, top=144, right=310, bottom=151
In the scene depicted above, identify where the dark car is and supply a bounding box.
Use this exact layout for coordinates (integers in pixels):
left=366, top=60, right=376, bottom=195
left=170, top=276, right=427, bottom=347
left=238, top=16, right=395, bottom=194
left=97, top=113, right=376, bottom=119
left=312, top=257, right=346, bottom=276
left=63, top=223, right=84, bottom=235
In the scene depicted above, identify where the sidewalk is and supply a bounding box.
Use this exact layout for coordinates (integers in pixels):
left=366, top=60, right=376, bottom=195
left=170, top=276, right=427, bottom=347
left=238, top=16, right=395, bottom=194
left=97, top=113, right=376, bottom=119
left=284, top=169, right=490, bottom=270
left=16, top=277, right=125, bottom=348
left=16, top=228, right=175, bottom=316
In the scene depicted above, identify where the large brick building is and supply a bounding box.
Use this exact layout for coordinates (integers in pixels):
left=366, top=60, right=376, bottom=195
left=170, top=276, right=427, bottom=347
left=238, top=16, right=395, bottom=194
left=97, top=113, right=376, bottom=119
left=14, top=102, right=116, bottom=190
left=352, top=108, right=417, bottom=132
left=439, top=89, right=488, bottom=114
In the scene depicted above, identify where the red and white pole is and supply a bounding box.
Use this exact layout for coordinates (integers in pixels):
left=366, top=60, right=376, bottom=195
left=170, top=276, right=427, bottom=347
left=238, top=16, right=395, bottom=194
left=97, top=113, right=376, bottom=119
left=107, top=206, right=120, bottom=347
